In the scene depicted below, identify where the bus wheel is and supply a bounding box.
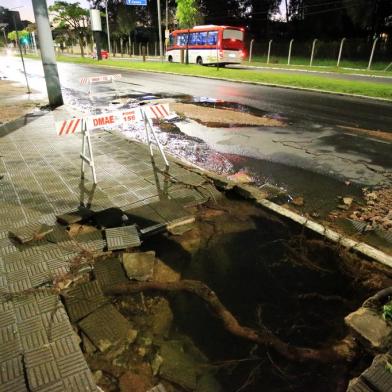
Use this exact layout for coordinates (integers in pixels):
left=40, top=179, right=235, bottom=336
left=168, top=55, right=173, bottom=62
left=196, top=56, right=203, bottom=65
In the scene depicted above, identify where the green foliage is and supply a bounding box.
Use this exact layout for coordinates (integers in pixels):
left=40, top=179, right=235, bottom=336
left=385, top=361, right=392, bottom=373
left=7, top=30, right=29, bottom=44
left=175, top=0, right=199, bottom=29
left=48, top=2, right=89, bottom=32
left=383, top=301, right=392, bottom=322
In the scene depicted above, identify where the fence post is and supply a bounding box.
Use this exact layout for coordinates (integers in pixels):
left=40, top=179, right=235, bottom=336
left=310, top=38, right=318, bottom=67
left=337, top=37, right=346, bottom=67
left=132, top=42, right=135, bottom=56
left=147, top=42, right=149, bottom=57
left=248, top=39, right=255, bottom=63
left=154, top=42, right=157, bottom=56
left=288, top=39, right=294, bottom=65
left=138, top=42, right=142, bottom=56
left=367, top=37, right=379, bottom=70
left=267, top=39, right=272, bottom=64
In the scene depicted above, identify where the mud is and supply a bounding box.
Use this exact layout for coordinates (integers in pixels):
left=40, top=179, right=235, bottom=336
left=171, top=102, right=284, bottom=128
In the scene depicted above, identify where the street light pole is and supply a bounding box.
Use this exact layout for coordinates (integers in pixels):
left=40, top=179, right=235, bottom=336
left=157, top=0, right=163, bottom=61
left=105, top=0, right=111, bottom=54
left=32, top=0, right=63, bottom=107
left=11, top=12, right=31, bottom=94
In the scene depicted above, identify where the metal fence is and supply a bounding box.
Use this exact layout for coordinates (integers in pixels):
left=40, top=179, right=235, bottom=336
left=247, top=38, right=392, bottom=71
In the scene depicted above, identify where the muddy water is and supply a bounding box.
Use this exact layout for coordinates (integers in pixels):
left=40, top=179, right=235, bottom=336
left=142, top=197, right=375, bottom=392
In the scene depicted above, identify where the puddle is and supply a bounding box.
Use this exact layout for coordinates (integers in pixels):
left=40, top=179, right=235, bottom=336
left=139, top=196, right=383, bottom=392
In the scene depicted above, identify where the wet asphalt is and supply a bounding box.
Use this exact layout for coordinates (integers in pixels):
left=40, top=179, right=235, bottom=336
left=2, top=55, right=392, bottom=215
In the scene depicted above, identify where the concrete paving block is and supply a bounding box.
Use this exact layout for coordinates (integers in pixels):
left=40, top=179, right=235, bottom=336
left=105, top=225, right=141, bottom=251
left=94, top=257, right=128, bottom=291
left=10, top=222, right=53, bottom=244
left=74, top=231, right=106, bottom=253
left=124, top=204, right=165, bottom=229
left=62, top=281, right=108, bottom=322
left=18, top=316, right=49, bottom=352
left=41, top=306, right=74, bottom=342
left=362, top=361, right=392, bottom=391
left=24, top=346, right=62, bottom=392
left=62, top=369, right=97, bottom=392
left=149, top=199, right=193, bottom=224
left=0, top=355, right=28, bottom=392
left=78, top=304, right=137, bottom=352
left=123, top=251, right=155, bottom=281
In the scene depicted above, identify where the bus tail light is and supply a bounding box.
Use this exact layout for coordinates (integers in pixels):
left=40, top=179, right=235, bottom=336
left=240, top=50, right=246, bottom=58
left=219, top=50, right=224, bottom=58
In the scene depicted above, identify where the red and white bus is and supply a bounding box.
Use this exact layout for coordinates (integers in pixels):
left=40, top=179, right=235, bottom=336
left=166, top=25, right=246, bottom=66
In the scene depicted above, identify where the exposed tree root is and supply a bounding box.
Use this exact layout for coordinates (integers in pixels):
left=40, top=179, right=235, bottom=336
left=105, top=280, right=357, bottom=364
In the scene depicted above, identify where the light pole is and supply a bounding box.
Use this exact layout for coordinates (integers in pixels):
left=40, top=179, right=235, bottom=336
left=0, top=23, right=8, bottom=47
left=157, top=0, right=163, bottom=61
left=32, top=0, right=63, bottom=107
left=10, top=9, right=31, bottom=93
left=105, top=0, right=111, bottom=54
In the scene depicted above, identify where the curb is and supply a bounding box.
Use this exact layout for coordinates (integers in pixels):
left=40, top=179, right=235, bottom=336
left=172, top=159, right=392, bottom=268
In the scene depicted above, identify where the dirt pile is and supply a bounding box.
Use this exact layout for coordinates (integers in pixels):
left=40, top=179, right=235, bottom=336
left=350, top=188, right=392, bottom=232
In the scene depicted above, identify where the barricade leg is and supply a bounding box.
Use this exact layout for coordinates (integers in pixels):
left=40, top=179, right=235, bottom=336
left=80, top=122, right=98, bottom=184
left=143, top=110, right=154, bottom=157
left=145, top=114, right=169, bottom=168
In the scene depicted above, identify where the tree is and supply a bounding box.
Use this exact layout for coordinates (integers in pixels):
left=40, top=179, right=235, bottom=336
left=114, top=3, right=136, bottom=56
left=7, top=29, right=29, bottom=46
left=48, top=1, right=89, bottom=57
left=175, top=0, right=199, bottom=64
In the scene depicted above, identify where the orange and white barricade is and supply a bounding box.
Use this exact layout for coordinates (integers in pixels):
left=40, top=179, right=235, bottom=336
left=54, top=104, right=173, bottom=184
left=79, top=73, right=122, bottom=97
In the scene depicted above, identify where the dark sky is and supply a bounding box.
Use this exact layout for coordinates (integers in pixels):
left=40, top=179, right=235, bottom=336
left=0, top=0, right=91, bottom=22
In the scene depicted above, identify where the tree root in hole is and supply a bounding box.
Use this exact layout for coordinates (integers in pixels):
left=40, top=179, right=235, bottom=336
left=104, top=280, right=357, bottom=364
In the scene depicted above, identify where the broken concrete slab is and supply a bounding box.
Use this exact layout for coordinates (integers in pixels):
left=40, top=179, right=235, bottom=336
left=105, top=225, right=141, bottom=251
left=94, top=256, right=128, bottom=291
left=149, top=199, right=193, bottom=224
left=78, top=304, right=137, bottom=352
left=62, top=281, right=108, bottom=322
left=56, top=208, right=93, bottom=226
left=9, top=222, right=53, bottom=243
left=158, top=340, right=198, bottom=391
left=153, top=259, right=181, bottom=283
left=124, top=204, right=165, bottom=229
left=345, top=307, right=392, bottom=350
left=74, top=230, right=106, bottom=253
left=123, top=251, right=155, bottom=281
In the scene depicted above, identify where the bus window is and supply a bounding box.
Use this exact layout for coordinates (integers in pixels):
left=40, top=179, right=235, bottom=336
left=196, top=32, right=207, bottom=45
left=177, top=34, right=188, bottom=46
left=169, top=34, right=175, bottom=46
left=207, top=31, right=218, bottom=45
left=223, top=29, right=244, bottom=41
left=189, top=32, right=197, bottom=45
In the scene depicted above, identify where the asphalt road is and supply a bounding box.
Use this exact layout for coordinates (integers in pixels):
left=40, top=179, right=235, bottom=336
left=2, top=55, right=392, bottom=214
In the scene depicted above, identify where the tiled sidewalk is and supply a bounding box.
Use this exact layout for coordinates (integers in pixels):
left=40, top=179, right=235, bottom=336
left=0, top=108, right=215, bottom=391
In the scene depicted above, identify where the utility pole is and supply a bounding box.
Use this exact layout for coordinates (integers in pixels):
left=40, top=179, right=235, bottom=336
left=11, top=12, right=31, bottom=94
left=32, top=0, right=63, bottom=107
left=105, top=0, right=111, bottom=54
left=157, top=0, right=163, bottom=61
left=165, top=0, right=168, bottom=30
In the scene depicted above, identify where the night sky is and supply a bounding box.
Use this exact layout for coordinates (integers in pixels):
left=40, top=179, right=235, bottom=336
left=0, top=0, right=91, bottom=22
left=0, top=0, right=286, bottom=23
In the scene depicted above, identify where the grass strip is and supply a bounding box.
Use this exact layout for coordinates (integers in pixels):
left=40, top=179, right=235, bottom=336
left=25, top=54, right=392, bottom=100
